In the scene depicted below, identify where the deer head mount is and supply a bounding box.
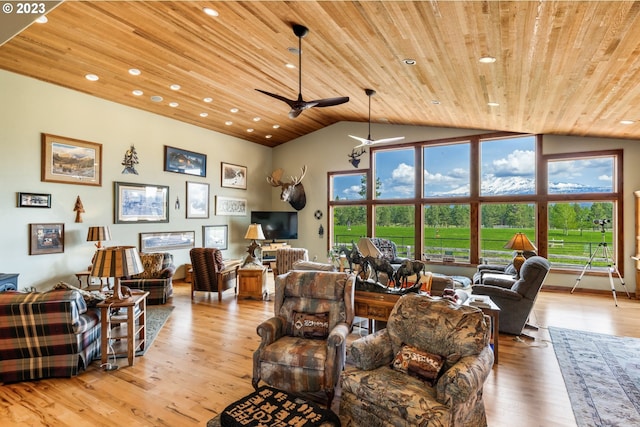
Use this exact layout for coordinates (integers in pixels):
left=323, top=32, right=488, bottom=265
left=348, top=147, right=366, bottom=168
left=266, top=165, right=307, bottom=211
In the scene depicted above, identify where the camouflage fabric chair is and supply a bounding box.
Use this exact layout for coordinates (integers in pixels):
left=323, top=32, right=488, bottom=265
left=252, top=270, right=355, bottom=407
left=340, top=294, right=493, bottom=426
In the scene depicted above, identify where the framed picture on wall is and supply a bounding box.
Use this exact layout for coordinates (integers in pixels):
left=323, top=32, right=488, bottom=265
left=221, top=162, right=247, bottom=189
left=203, top=225, right=228, bottom=250
left=29, top=223, right=64, bottom=255
left=164, top=145, right=207, bottom=177
left=139, top=231, right=195, bottom=252
left=186, top=181, right=210, bottom=219
left=114, top=182, right=169, bottom=224
left=215, top=196, right=247, bottom=216
left=41, top=133, right=102, bottom=186
left=18, top=192, right=51, bottom=208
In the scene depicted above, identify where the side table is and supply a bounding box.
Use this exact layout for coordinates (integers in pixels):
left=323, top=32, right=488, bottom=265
left=238, top=265, right=267, bottom=300
left=464, top=296, right=500, bottom=365
left=75, top=270, right=107, bottom=290
left=97, top=291, right=149, bottom=367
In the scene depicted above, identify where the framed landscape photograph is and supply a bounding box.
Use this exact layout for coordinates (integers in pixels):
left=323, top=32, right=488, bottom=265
left=139, top=231, right=195, bottom=252
left=114, top=182, right=169, bottom=224
left=203, top=225, right=228, bottom=250
left=41, top=133, right=102, bottom=186
left=29, top=223, right=64, bottom=255
left=18, top=192, right=51, bottom=208
left=164, top=145, right=207, bottom=177
left=221, top=162, right=247, bottom=189
left=186, top=181, right=210, bottom=219
left=215, top=196, right=247, bottom=216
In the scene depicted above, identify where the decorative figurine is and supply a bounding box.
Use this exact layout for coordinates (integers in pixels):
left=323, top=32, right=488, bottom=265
left=74, top=195, right=85, bottom=223
left=122, top=145, right=139, bottom=174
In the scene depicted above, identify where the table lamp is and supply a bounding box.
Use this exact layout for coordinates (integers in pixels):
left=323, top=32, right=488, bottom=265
left=87, top=226, right=111, bottom=248
left=504, top=232, right=537, bottom=277
left=91, top=246, right=143, bottom=302
left=242, top=223, right=266, bottom=267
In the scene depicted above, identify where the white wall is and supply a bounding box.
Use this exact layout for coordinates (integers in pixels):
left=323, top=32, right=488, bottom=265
left=0, top=70, right=272, bottom=290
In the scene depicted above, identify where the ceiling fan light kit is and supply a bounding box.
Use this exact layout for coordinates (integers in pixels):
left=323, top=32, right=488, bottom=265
left=349, top=88, right=405, bottom=148
left=256, top=24, right=349, bottom=119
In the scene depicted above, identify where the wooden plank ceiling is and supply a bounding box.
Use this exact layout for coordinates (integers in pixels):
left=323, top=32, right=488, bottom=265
left=2, top=1, right=640, bottom=147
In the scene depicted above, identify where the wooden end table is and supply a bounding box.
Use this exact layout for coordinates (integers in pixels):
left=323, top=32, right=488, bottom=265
left=464, top=296, right=500, bottom=365
left=97, top=291, right=149, bottom=367
left=238, top=265, right=267, bottom=300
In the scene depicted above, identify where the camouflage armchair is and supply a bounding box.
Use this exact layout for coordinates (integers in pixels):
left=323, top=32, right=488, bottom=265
left=252, top=271, right=355, bottom=408
left=340, top=294, right=493, bottom=426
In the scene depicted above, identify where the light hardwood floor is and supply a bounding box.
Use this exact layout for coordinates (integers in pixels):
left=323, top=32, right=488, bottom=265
left=1, top=278, right=638, bottom=426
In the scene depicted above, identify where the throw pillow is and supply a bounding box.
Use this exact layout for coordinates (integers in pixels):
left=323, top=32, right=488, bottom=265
left=135, top=253, right=164, bottom=279
left=292, top=260, right=336, bottom=271
left=52, top=281, right=106, bottom=307
left=391, top=344, right=445, bottom=386
left=213, top=249, right=225, bottom=271
left=292, top=311, right=329, bottom=339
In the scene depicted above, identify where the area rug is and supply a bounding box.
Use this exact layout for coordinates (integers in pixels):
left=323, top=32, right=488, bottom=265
left=549, top=326, right=640, bottom=426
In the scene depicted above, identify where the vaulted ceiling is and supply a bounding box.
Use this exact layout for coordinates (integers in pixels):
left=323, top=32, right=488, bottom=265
left=2, top=1, right=640, bottom=147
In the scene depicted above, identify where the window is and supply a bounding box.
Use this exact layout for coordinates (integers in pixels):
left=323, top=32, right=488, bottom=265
left=373, top=148, right=415, bottom=199
left=481, top=136, right=536, bottom=195
left=374, top=205, right=415, bottom=258
left=424, top=143, right=470, bottom=197
left=480, top=203, right=536, bottom=264
left=424, top=204, right=470, bottom=262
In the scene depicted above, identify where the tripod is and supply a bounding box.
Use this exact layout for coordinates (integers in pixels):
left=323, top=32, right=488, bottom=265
left=571, top=224, right=630, bottom=306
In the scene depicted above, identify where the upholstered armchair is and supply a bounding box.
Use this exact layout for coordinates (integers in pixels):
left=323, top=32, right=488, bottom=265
left=473, top=250, right=537, bottom=284
left=272, top=247, right=308, bottom=277
left=189, top=248, right=239, bottom=302
left=370, top=237, right=408, bottom=267
left=120, top=252, right=175, bottom=305
left=340, top=294, right=493, bottom=426
left=472, top=256, right=550, bottom=335
left=252, top=270, right=355, bottom=407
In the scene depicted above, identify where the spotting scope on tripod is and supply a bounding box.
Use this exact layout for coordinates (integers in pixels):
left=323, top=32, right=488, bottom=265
left=571, top=219, right=630, bottom=306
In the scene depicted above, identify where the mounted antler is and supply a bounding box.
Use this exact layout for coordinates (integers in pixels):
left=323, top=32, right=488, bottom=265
left=266, top=165, right=307, bottom=211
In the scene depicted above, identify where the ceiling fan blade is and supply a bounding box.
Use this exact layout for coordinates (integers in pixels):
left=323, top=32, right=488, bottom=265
left=311, top=96, right=350, bottom=108
left=372, top=136, right=405, bottom=144
left=255, top=89, right=296, bottom=108
left=348, top=134, right=372, bottom=145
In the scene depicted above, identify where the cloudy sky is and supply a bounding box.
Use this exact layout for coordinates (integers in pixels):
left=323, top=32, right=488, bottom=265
left=333, top=136, right=614, bottom=199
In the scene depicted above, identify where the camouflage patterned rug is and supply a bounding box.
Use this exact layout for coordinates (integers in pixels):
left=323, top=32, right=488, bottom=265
left=549, top=326, right=640, bottom=427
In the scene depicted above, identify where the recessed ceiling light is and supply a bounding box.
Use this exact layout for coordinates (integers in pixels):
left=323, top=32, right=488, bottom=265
left=479, top=56, right=497, bottom=63
left=266, top=135, right=273, bottom=139
left=150, top=95, right=163, bottom=102
left=225, top=121, right=233, bottom=126
left=203, top=97, right=213, bottom=103
left=402, top=59, right=417, bottom=66
left=253, top=117, right=261, bottom=122
left=128, top=68, right=141, bottom=76
left=170, top=84, right=181, bottom=91
left=272, top=124, right=280, bottom=129
left=620, top=120, right=635, bottom=125
left=132, top=90, right=143, bottom=96
left=247, top=128, right=254, bottom=133
left=35, top=16, right=48, bottom=24
left=200, top=112, right=208, bottom=117
left=431, top=100, right=441, bottom=105
left=169, top=102, right=179, bottom=108
left=230, top=108, right=239, bottom=113
left=488, top=102, right=500, bottom=107
left=285, top=63, right=296, bottom=69
left=203, top=7, right=219, bottom=17
left=85, top=74, right=99, bottom=81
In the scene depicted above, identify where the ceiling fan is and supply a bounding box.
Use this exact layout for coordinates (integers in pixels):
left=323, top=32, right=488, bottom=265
left=349, top=88, right=405, bottom=148
left=256, top=24, right=349, bottom=119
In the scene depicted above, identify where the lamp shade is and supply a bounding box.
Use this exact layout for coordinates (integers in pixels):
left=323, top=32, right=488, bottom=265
left=357, top=237, right=383, bottom=258
left=244, top=223, right=266, bottom=240
left=504, top=233, right=537, bottom=252
left=87, top=226, right=112, bottom=243
left=90, top=246, right=143, bottom=278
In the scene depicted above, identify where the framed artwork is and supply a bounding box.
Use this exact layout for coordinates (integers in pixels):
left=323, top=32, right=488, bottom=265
left=41, top=133, right=102, bottom=186
left=203, top=225, right=228, bottom=250
left=164, top=145, right=207, bottom=177
left=221, top=162, right=247, bottom=189
left=139, top=231, right=195, bottom=252
left=114, top=182, right=169, bottom=224
left=186, top=181, right=210, bottom=219
left=29, top=223, right=64, bottom=255
left=18, top=192, right=51, bottom=208
left=215, top=196, right=247, bottom=216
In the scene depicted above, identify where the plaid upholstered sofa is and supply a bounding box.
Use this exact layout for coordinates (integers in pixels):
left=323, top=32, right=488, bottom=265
left=120, top=252, right=175, bottom=305
left=0, top=290, right=101, bottom=383
left=340, top=294, right=493, bottom=426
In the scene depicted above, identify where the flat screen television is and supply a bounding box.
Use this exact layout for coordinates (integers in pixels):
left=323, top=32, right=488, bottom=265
left=251, top=210, right=298, bottom=242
